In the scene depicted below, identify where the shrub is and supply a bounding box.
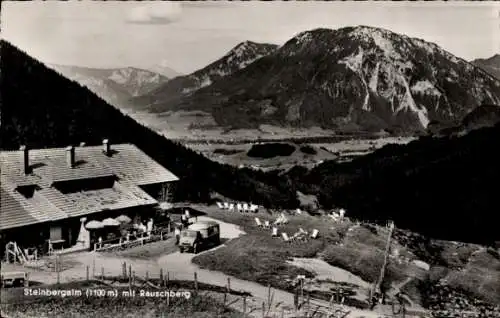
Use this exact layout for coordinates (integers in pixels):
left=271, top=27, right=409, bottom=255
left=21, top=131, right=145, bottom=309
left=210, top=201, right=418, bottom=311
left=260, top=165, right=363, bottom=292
left=247, top=143, right=296, bottom=158
left=299, top=145, right=317, bottom=155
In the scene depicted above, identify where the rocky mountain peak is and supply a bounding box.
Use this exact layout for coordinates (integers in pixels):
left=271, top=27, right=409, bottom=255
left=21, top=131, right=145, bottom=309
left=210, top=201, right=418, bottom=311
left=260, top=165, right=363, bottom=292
left=132, top=26, right=500, bottom=134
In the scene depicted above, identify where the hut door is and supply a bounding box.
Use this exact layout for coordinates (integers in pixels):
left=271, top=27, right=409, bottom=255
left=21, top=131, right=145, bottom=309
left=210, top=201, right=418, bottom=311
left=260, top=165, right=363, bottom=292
left=50, top=226, right=63, bottom=241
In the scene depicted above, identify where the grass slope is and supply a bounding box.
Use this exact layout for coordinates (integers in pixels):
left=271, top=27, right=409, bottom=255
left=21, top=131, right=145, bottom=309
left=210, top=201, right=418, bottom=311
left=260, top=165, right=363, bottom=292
left=192, top=207, right=500, bottom=309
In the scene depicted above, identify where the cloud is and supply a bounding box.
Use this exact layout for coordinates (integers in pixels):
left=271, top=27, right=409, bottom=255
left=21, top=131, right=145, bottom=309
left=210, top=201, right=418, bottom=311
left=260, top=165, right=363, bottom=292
left=126, top=2, right=182, bottom=25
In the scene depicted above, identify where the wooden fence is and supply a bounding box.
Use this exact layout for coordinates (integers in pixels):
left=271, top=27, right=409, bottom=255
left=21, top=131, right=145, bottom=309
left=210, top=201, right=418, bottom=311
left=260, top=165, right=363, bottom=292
left=93, top=222, right=172, bottom=252
left=45, top=260, right=352, bottom=318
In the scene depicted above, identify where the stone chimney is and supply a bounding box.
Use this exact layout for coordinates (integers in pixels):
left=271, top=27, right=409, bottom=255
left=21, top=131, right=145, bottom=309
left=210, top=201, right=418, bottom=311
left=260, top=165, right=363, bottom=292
left=66, top=146, right=75, bottom=168
left=103, top=139, right=110, bottom=156
left=20, top=145, right=30, bottom=174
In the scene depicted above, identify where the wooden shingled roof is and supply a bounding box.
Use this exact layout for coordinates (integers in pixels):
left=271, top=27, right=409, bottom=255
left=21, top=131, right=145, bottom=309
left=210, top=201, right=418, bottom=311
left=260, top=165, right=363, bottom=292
left=0, top=143, right=179, bottom=187
left=0, top=143, right=179, bottom=230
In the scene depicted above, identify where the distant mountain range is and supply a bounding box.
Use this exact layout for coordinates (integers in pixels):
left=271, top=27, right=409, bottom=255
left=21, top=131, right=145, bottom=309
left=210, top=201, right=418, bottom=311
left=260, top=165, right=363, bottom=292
left=145, top=62, right=183, bottom=79
left=130, top=41, right=278, bottom=110
left=133, top=26, right=500, bottom=134
left=472, top=54, right=500, bottom=80
left=48, top=64, right=171, bottom=109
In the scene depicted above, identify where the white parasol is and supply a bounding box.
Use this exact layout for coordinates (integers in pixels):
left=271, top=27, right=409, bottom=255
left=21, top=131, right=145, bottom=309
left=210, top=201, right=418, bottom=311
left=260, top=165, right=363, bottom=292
left=115, top=215, right=132, bottom=224
left=85, top=220, right=104, bottom=229
left=102, top=218, right=120, bottom=227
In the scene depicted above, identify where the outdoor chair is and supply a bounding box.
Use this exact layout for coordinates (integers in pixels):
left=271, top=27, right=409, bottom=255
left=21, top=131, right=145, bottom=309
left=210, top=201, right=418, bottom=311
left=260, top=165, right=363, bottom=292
left=223, top=202, right=230, bottom=209
left=298, top=228, right=308, bottom=241
left=229, top=203, right=235, bottom=211
left=275, top=218, right=289, bottom=226
left=272, top=227, right=279, bottom=237
left=250, top=204, right=258, bottom=212
left=291, top=231, right=302, bottom=241
left=24, top=249, right=36, bottom=261
left=282, top=232, right=294, bottom=243
left=237, top=203, right=243, bottom=212
left=216, top=202, right=224, bottom=209
left=255, top=217, right=263, bottom=228
left=339, top=208, right=346, bottom=218
left=291, top=230, right=307, bottom=242
left=264, top=220, right=271, bottom=228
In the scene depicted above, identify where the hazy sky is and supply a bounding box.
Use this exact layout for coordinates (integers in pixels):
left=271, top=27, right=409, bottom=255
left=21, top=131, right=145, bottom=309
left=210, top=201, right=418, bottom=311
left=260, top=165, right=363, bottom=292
left=2, top=1, right=499, bottom=74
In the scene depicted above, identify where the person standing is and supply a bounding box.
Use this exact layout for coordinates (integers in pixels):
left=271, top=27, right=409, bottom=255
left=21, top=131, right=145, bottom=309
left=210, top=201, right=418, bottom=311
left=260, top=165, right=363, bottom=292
left=175, top=227, right=181, bottom=245
left=180, top=214, right=186, bottom=228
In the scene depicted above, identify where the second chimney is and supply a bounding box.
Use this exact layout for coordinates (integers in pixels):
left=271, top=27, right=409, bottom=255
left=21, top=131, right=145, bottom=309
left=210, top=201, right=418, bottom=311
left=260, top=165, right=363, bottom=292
left=20, top=145, right=30, bottom=175
left=103, top=139, right=110, bottom=156
left=66, top=146, right=75, bottom=168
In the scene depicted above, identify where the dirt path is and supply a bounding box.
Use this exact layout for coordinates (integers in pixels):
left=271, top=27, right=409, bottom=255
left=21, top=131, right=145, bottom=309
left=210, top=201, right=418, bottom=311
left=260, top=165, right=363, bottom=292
left=287, top=257, right=370, bottom=289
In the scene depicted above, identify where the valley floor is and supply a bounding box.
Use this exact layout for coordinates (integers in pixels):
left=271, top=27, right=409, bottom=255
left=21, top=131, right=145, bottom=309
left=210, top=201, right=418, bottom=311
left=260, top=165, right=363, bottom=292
left=184, top=136, right=415, bottom=170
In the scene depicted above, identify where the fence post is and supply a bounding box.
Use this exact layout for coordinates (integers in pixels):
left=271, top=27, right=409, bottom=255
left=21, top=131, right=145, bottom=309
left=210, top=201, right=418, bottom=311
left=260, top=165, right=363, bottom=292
left=227, top=277, right=231, bottom=292
left=223, top=292, right=227, bottom=307
left=194, top=272, right=198, bottom=291
left=243, top=296, right=247, bottom=315
left=294, top=288, right=299, bottom=311
left=262, top=301, right=265, bottom=318
left=166, top=272, right=169, bottom=287
left=146, top=271, right=149, bottom=282
left=307, top=292, right=310, bottom=316
left=122, top=262, right=127, bottom=279
left=56, top=256, right=60, bottom=284
left=160, top=269, right=163, bottom=286
left=86, top=266, right=89, bottom=281
left=129, top=270, right=132, bottom=289
left=132, top=271, right=135, bottom=285
left=300, top=279, right=304, bottom=307
left=267, top=284, right=271, bottom=310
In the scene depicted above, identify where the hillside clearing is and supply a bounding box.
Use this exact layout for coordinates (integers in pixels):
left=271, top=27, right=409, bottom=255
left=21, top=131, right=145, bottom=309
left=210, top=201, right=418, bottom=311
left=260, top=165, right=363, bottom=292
left=188, top=204, right=499, bottom=310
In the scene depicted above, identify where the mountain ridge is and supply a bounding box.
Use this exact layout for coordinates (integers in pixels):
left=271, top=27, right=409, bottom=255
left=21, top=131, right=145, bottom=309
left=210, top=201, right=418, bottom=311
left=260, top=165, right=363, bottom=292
left=129, top=40, right=278, bottom=110
left=472, top=54, right=500, bottom=81
left=140, top=26, right=500, bottom=134
left=48, top=64, right=170, bottom=109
